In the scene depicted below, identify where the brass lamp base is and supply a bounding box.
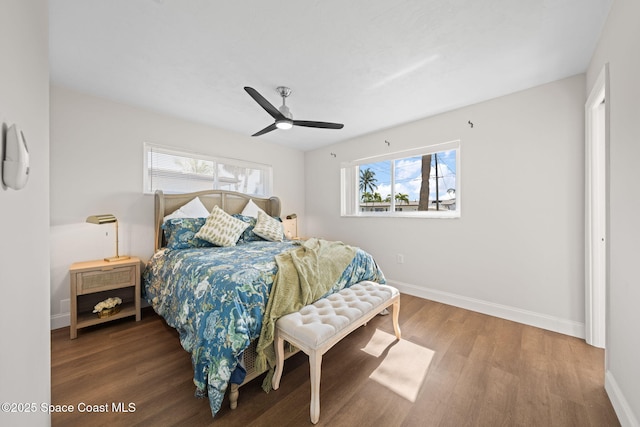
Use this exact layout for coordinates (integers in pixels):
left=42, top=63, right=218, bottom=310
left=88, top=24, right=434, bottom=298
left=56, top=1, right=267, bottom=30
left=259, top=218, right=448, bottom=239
left=104, top=255, right=131, bottom=262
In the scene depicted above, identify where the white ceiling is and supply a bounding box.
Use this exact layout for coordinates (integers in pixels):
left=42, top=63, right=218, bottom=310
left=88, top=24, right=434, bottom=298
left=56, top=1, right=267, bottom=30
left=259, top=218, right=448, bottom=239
left=49, top=0, right=612, bottom=151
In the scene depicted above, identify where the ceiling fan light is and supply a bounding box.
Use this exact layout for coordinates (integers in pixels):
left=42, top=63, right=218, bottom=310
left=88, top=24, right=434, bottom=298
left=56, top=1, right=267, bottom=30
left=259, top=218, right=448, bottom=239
left=276, top=119, right=293, bottom=130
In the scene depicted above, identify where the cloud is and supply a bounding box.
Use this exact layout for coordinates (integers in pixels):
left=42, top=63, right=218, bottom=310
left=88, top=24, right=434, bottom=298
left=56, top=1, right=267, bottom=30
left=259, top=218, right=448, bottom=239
left=395, top=157, right=422, bottom=181
left=359, top=150, right=457, bottom=202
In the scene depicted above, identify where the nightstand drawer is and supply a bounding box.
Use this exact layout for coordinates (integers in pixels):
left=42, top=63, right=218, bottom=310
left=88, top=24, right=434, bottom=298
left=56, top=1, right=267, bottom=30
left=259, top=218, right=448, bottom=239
left=76, top=266, right=136, bottom=294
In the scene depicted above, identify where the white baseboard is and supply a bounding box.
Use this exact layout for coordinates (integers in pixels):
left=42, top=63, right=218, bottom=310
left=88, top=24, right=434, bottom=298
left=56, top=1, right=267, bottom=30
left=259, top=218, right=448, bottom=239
left=605, top=370, right=640, bottom=427
left=386, top=279, right=585, bottom=339
left=50, top=312, right=70, bottom=330
left=51, top=281, right=582, bottom=338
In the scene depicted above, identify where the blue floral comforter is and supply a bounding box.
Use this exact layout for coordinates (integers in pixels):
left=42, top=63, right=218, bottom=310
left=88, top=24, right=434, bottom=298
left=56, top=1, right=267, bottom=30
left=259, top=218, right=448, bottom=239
left=143, top=240, right=385, bottom=417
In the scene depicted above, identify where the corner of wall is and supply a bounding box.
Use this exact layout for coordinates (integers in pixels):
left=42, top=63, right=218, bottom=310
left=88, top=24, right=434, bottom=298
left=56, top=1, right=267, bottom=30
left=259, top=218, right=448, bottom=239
left=605, top=371, right=640, bottom=427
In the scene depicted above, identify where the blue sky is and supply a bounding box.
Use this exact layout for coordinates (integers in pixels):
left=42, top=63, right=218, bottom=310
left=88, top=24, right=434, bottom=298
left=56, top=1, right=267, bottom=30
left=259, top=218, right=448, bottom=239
left=360, top=149, right=456, bottom=202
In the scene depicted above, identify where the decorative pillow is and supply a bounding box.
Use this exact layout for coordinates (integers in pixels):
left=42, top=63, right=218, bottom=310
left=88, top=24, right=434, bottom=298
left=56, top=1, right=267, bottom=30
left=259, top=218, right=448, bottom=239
left=241, top=199, right=267, bottom=218
left=163, top=218, right=213, bottom=250
left=163, top=197, right=210, bottom=222
left=252, top=211, right=284, bottom=242
left=195, top=205, right=249, bottom=247
left=232, top=214, right=264, bottom=242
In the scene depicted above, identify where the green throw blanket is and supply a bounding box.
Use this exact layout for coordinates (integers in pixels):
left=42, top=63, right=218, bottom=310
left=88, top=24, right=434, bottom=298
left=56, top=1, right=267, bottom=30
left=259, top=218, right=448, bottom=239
left=255, top=238, right=357, bottom=391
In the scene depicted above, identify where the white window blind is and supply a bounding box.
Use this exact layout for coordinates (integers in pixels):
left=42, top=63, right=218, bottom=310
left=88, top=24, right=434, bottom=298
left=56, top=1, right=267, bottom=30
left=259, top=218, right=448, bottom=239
left=143, top=143, right=272, bottom=196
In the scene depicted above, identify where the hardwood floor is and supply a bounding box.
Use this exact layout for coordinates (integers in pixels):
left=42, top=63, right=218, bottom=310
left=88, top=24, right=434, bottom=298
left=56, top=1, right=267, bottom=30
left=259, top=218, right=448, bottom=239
left=51, top=294, right=620, bottom=426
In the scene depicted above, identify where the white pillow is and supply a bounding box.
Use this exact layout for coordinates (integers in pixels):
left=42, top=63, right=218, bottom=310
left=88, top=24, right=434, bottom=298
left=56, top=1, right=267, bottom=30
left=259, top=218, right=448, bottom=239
left=252, top=211, right=284, bottom=242
left=194, top=205, right=249, bottom=247
left=241, top=199, right=267, bottom=218
left=163, top=197, right=210, bottom=222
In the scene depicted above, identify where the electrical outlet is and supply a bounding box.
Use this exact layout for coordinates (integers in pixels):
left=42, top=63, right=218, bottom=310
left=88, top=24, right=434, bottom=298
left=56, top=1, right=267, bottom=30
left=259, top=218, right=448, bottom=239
left=397, top=254, right=405, bottom=264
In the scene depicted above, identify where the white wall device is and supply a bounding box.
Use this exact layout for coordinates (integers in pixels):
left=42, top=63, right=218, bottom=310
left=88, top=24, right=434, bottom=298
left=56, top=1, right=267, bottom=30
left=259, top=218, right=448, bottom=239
left=2, top=124, right=30, bottom=190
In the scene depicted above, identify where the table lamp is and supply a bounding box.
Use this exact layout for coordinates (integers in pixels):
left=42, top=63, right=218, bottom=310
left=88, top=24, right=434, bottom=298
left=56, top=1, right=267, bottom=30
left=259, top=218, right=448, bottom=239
left=285, top=213, right=298, bottom=239
left=86, top=214, right=130, bottom=262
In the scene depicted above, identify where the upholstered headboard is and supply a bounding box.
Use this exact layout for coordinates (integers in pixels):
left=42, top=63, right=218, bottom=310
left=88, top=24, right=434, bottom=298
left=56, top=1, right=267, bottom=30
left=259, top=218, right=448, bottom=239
left=154, top=189, right=281, bottom=252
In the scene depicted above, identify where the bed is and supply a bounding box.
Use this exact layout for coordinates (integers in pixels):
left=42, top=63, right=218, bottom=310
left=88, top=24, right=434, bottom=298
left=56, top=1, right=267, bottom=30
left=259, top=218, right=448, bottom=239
left=143, top=189, right=386, bottom=418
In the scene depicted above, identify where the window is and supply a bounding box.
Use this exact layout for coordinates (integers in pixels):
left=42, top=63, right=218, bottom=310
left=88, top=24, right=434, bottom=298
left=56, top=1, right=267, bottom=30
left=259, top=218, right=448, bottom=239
left=143, top=143, right=272, bottom=196
left=341, top=141, right=460, bottom=217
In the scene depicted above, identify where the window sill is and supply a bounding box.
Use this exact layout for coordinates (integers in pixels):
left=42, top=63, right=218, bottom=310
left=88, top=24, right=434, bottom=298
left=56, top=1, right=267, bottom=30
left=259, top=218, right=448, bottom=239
left=342, top=211, right=460, bottom=219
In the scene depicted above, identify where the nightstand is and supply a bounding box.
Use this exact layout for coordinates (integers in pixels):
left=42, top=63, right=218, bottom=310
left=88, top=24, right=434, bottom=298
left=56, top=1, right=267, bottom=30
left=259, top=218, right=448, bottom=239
left=69, top=256, right=141, bottom=339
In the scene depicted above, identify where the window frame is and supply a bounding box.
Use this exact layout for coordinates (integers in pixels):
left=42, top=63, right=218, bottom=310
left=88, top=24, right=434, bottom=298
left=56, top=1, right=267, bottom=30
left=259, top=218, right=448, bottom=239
left=341, top=140, right=460, bottom=218
left=143, top=142, right=273, bottom=196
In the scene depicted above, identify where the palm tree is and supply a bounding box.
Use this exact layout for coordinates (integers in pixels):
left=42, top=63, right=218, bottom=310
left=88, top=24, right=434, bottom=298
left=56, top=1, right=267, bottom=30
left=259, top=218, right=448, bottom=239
left=395, top=193, right=410, bottom=205
left=359, top=168, right=378, bottom=197
left=361, top=192, right=383, bottom=203
left=175, top=158, right=213, bottom=175
left=418, top=154, right=432, bottom=210
left=385, top=193, right=409, bottom=208
left=361, top=192, right=375, bottom=203
left=359, top=168, right=378, bottom=208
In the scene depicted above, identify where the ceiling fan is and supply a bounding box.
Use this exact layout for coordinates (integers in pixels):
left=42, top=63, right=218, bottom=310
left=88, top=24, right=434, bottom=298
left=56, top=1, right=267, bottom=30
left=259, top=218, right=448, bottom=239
left=244, top=86, right=344, bottom=137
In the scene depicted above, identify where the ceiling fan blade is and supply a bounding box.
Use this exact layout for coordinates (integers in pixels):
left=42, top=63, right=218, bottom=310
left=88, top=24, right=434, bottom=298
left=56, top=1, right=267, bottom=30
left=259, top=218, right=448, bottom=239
left=252, top=123, right=277, bottom=137
left=293, top=120, right=344, bottom=130
left=244, top=87, right=284, bottom=120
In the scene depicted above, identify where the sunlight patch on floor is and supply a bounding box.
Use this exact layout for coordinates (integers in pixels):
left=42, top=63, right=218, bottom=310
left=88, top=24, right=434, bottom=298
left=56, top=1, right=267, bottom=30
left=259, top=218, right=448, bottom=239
left=361, top=329, right=434, bottom=402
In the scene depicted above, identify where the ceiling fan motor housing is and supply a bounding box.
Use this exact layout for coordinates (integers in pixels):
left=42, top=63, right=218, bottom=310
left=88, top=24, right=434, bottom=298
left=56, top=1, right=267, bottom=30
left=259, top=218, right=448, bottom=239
left=277, top=87, right=293, bottom=119
left=278, top=104, right=292, bottom=119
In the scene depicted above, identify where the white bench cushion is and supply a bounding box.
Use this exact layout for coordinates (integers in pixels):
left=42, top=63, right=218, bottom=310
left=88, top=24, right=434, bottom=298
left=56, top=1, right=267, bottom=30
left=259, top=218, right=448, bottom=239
left=276, top=281, right=399, bottom=350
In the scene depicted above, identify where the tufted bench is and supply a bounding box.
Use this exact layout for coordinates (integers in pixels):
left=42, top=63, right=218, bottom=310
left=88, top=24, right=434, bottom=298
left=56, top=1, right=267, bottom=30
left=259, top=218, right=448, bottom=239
left=272, top=281, right=401, bottom=424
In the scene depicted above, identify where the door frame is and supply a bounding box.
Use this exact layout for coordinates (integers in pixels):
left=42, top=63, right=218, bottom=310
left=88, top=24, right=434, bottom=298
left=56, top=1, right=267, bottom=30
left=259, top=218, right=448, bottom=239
left=585, top=64, right=609, bottom=348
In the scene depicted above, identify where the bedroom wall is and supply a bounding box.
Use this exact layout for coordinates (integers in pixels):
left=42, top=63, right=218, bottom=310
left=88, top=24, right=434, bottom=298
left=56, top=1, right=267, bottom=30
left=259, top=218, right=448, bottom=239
left=49, top=85, right=305, bottom=328
left=0, top=1, right=50, bottom=426
left=305, top=74, right=586, bottom=337
left=586, top=0, right=640, bottom=424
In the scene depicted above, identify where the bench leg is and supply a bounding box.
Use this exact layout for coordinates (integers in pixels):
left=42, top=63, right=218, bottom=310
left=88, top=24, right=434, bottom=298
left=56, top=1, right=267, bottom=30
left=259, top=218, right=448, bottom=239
left=392, top=299, right=401, bottom=340
left=309, top=350, right=322, bottom=424
left=272, top=332, right=285, bottom=390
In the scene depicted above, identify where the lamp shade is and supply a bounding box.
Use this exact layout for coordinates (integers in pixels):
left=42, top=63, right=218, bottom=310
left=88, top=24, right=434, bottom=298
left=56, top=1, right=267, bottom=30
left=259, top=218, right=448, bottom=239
left=86, top=214, right=129, bottom=262
left=284, top=213, right=298, bottom=239
left=86, top=214, right=117, bottom=225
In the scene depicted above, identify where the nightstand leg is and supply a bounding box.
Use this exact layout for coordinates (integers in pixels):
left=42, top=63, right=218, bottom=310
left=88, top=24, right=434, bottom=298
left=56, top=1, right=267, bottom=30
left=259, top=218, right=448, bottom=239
left=70, top=274, right=78, bottom=339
